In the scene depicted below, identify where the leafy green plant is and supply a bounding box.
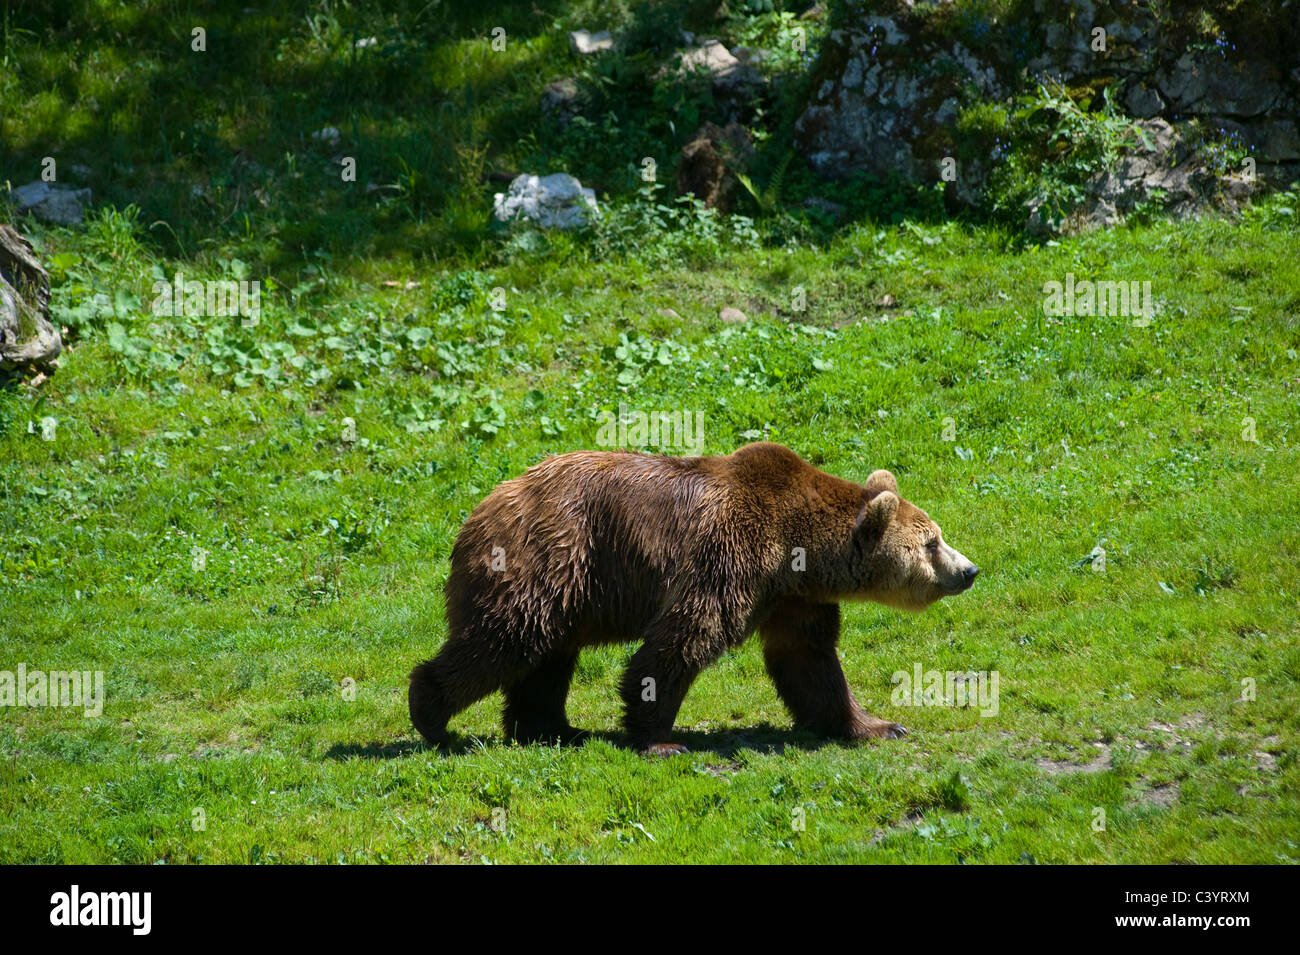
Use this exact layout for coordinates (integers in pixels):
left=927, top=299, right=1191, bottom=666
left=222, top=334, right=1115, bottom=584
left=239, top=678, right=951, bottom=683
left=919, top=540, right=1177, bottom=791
left=467, top=387, right=507, bottom=437
left=986, top=80, right=1151, bottom=225
left=593, top=181, right=759, bottom=265
left=735, top=150, right=792, bottom=218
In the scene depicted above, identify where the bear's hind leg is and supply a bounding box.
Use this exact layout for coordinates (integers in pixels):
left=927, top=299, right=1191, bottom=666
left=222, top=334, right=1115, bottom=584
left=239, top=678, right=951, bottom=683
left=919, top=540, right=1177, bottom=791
left=502, top=649, right=586, bottom=745
left=760, top=598, right=906, bottom=741
left=409, top=640, right=513, bottom=746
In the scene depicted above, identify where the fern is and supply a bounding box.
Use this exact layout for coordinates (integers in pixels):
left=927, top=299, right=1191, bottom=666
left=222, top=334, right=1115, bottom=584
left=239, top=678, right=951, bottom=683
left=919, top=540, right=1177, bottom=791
left=736, top=150, right=793, bottom=217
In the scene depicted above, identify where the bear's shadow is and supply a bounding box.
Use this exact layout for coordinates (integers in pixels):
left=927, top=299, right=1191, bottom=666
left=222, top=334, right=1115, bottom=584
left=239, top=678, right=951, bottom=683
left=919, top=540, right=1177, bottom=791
left=325, top=723, right=878, bottom=761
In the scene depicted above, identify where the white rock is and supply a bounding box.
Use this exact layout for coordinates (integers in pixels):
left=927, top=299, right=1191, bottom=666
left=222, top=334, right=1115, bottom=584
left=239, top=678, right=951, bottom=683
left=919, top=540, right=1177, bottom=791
left=493, top=173, right=599, bottom=229
left=679, top=41, right=747, bottom=87
left=569, top=29, right=613, bottom=55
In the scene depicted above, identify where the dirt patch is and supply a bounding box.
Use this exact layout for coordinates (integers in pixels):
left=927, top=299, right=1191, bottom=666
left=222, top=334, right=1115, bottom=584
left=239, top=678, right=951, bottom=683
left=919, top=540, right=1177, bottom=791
left=1150, top=713, right=1207, bottom=731
left=868, top=811, right=925, bottom=846
left=1133, top=782, right=1180, bottom=808
left=1035, top=742, right=1111, bottom=775
left=744, top=295, right=777, bottom=318
left=700, top=761, right=744, bottom=777
left=1146, top=713, right=1208, bottom=752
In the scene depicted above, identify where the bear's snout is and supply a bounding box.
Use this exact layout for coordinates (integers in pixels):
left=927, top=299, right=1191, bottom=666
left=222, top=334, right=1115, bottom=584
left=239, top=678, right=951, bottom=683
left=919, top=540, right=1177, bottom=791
left=949, top=562, right=979, bottom=593
left=937, top=544, right=979, bottom=596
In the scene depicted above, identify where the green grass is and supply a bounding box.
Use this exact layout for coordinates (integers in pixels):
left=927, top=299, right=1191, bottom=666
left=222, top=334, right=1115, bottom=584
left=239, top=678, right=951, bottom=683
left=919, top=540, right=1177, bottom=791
left=4, top=205, right=1298, bottom=863
left=2, top=0, right=1299, bottom=864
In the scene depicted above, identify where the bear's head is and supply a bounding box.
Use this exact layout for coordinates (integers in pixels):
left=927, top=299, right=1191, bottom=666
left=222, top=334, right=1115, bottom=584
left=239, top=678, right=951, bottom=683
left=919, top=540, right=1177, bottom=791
left=851, top=469, right=978, bottom=611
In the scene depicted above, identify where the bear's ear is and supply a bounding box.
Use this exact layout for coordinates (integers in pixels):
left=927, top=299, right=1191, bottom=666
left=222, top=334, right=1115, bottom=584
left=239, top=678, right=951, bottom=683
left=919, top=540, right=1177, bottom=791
left=855, top=489, right=898, bottom=537
left=865, top=469, right=898, bottom=499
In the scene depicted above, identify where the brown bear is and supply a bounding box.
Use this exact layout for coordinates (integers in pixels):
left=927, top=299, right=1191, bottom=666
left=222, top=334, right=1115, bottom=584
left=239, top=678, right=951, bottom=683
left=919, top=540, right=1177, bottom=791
left=408, top=442, right=978, bottom=755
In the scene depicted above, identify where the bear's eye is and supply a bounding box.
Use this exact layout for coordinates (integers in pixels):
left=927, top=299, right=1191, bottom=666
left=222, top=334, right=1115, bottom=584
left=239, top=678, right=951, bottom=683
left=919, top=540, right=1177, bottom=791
left=925, top=538, right=940, bottom=552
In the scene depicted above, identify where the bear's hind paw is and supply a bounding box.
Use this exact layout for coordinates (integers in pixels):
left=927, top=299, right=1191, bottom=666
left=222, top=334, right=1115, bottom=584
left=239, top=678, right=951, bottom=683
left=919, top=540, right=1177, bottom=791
left=641, top=742, right=690, bottom=757
left=851, top=716, right=908, bottom=740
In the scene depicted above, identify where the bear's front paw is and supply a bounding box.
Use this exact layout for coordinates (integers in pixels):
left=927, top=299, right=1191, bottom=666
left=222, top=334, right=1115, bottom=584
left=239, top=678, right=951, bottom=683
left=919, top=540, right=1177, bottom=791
left=852, top=716, right=908, bottom=740
left=642, top=742, right=690, bottom=757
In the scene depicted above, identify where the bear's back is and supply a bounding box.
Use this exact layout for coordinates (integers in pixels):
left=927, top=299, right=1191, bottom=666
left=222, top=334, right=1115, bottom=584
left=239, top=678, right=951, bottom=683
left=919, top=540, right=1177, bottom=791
left=445, top=450, right=728, bottom=642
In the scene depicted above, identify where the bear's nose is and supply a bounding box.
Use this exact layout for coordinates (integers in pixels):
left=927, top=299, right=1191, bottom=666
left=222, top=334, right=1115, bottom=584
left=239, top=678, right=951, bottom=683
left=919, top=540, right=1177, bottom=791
left=963, top=565, right=980, bottom=583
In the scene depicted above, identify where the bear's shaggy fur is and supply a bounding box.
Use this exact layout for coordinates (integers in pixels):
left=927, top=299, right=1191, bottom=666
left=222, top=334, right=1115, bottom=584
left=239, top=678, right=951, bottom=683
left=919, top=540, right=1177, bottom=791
left=409, top=442, right=978, bottom=754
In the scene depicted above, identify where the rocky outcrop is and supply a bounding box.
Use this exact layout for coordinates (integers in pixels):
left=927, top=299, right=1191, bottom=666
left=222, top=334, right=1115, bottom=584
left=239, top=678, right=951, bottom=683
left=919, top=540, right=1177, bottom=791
left=1028, top=119, right=1256, bottom=236
left=796, top=8, right=1003, bottom=183
left=796, top=0, right=1300, bottom=230
left=663, top=39, right=765, bottom=122
left=675, top=40, right=760, bottom=93
left=0, top=225, right=61, bottom=376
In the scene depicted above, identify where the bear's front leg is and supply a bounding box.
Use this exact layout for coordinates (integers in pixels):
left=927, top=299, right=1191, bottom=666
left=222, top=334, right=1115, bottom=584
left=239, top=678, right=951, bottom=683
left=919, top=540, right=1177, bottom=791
left=760, top=597, right=907, bottom=741
left=620, top=631, right=721, bottom=756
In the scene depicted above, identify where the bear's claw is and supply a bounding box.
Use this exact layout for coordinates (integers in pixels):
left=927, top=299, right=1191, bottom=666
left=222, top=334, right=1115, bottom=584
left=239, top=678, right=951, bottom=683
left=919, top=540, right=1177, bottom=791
left=851, top=716, right=909, bottom=740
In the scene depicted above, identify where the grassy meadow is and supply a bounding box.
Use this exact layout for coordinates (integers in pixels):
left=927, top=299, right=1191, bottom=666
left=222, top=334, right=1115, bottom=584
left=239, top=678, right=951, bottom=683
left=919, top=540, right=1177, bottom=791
left=1, top=0, right=1298, bottom=863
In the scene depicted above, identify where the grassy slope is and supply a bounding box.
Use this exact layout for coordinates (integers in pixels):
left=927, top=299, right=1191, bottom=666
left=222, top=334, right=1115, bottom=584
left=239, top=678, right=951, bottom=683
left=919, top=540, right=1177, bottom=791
left=3, top=212, right=1297, bottom=863
left=2, top=1, right=1298, bottom=863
